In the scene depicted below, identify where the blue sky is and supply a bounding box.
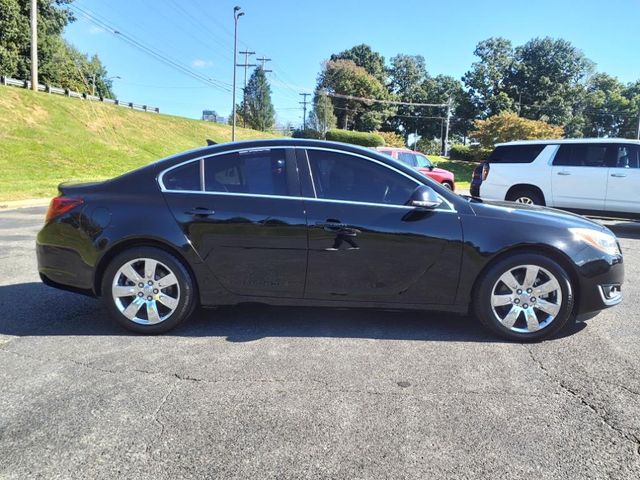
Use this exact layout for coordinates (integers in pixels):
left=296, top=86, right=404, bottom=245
left=64, top=0, right=640, bottom=126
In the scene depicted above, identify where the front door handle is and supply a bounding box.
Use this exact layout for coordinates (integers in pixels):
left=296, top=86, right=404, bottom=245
left=610, top=173, right=627, bottom=178
left=557, top=171, right=571, bottom=176
left=185, top=208, right=216, bottom=217
left=316, top=219, right=347, bottom=231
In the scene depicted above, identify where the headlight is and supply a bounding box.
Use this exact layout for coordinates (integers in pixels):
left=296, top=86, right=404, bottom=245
left=569, top=228, right=620, bottom=256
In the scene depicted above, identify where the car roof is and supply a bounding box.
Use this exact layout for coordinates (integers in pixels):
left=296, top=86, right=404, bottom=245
left=496, top=138, right=640, bottom=147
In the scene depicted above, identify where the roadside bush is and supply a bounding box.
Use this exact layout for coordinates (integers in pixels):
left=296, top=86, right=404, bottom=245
left=376, top=131, right=405, bottom=148
left=416, top=138, right=442, bottom=155
left=325, top=129, right=384, bottom=147
left=292, top=128, right=323, bottom=139
left=449, top=144, right=492, bottom=162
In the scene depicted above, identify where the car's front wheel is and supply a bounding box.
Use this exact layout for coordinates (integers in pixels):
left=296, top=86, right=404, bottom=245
left=101, top=247, right=197, bottom=333
left=473, top=253, right=574, bottom=341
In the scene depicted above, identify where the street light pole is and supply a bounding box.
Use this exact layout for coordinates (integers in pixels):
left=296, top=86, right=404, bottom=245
left=231, top=6, right=244, bottom=142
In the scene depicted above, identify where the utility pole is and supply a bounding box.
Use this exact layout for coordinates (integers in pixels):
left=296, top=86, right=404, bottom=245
left=443, top=98, right=452, bottom=157
left=237, top=50, right=255, bottom=128
left=231, top=6, right=244, bottom=142
left=30, top=0, right=38, bottom=92
left=299, top=93, right=311, bottom=130
left=255, top=56, right=272, bottom=73
left=637, top=106, right=640, bottom=140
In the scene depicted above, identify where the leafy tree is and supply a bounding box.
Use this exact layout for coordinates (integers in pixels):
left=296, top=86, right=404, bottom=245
left=376, top=130, right=405, bottom=148
left=581, top=73, right=632, bottom=138
left=317, top=59, right=390, bottom=131
left=621, top=80, right=640, bottom=139
left=240, top=66, right=275, bottom=131
left=308, top=88, right=336, bottom=136
left=388, top=54, right=427, bottom=95
left=463, top=37, right=515, bottom=118
left=471, top=112, right=564, bottom=147
left=0, top=0, right=114, bottom=96
left=508, top=37, right=594, bottom=126
left=330, top=44, right=386, bottom=84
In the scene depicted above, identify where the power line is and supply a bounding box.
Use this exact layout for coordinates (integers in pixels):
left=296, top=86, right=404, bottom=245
left=328, top=92, right=447, bottom=108
left=69, top=4, right=231, bottom=93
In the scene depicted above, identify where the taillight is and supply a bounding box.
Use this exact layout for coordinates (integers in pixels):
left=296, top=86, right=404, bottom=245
left=482, top=163, right=490, bottom=181
left=45, top=196, right=84, bottom=222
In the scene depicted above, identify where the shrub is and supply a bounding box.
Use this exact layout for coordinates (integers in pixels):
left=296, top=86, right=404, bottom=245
left=449, top=144, right=492, bottom=162
left=376, top=131, right=405, bottom=148
left=292, top=128, right=323, bottom=139
left=471, top=112, right=564, bottom=148
left=325, top=129, right=384, bottom=147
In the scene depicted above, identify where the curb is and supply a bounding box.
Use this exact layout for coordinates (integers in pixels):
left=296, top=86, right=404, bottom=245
left=0, top=198, right=50, bottom=211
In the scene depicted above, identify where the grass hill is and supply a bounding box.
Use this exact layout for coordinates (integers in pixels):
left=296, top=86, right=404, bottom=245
left=0, top=86, right=275, bottom=201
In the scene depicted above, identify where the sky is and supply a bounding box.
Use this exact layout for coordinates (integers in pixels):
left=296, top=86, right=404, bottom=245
left=64, top=0, right=640, bottom=126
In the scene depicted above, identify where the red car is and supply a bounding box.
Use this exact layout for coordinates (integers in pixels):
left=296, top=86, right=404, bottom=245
left=376, top=147, right=455, bottom=190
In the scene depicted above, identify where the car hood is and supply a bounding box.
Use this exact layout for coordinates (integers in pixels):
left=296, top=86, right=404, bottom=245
left=418, top=167, right=452, bottom=176
left=467, top=198, right=610, bottom=232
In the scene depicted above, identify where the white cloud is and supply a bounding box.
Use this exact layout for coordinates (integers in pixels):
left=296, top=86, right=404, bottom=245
left=192, top=59, right=213, bottom=68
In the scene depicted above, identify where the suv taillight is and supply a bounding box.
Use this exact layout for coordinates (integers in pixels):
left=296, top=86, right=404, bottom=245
left=45, top=196, right=84, bottom=222
left=482, top=163, right=490, bottom=181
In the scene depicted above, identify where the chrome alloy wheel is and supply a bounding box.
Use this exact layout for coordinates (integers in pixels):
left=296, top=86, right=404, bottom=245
left=111, top=258, right=180, bottom=325
left=514, top=196, right=534, bottom=205
left=490, top=264, right=562, bottom=333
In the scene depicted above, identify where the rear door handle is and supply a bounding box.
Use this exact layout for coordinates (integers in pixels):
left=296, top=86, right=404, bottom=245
left=185, top=208, right=216, bottom=217
left=557, top=171, right=571, bottom=176
left=611, top=173, right=627, bottom=178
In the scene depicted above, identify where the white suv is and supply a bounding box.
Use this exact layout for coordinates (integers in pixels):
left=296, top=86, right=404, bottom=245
left=477, top=138, right=640, bottom=218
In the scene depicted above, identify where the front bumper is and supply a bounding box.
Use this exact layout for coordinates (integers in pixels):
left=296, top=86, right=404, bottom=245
left=575, top=252, right=624, bottom=314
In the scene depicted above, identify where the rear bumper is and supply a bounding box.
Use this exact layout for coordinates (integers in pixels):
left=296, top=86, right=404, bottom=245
left=37, top=242, right=96, bottom=295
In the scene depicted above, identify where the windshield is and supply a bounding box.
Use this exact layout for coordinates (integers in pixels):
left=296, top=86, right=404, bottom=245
left=415, top=154, right=433, bottom=168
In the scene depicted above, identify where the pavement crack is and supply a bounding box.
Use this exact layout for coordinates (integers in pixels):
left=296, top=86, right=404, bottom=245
left=527, top=346, right=640, bottom=456
left=146, top=382, right=177, bottom=455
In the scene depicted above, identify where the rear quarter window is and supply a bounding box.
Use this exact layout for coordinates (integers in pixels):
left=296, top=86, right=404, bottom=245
left=488, top=145, right=545, bottom=164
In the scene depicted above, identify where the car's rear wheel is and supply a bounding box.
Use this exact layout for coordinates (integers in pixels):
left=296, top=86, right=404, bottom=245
left=506, top=188, right=544, bottom=206
left=101, top=247, right=196, bottom=333
left=473, top=253, right=574, bottom=341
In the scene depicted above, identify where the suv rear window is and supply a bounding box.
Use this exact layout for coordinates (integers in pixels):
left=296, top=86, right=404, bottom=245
left=487, top=145, right=545, bottom=163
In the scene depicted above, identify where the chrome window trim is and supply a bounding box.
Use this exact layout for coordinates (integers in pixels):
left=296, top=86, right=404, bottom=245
left=157, top=144, right=455, bottom=212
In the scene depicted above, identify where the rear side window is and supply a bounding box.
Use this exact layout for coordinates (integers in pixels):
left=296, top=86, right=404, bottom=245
left=204, top=149, right=289, bottom=196
left=488, top=145, right=545, bottom=163
left=553, top=144, right=611, bottom=167
left=163, top=161, right=201, bottom=191
left=613, top=144, right=640, bottom=169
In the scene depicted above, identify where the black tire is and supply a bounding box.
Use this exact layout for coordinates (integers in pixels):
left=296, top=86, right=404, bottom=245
left=442, top=181, right=453, bottom=190
left=101, top=247, right=197, bottom=334
left=506, top=187, right=545, bottom=206
left=473, top=253, right=574, bottom=342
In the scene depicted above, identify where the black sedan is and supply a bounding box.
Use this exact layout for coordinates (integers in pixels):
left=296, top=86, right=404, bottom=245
left=36, top=139, right=624, bottom=341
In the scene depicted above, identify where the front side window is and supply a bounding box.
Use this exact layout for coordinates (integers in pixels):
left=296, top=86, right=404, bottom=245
left=307, top=150, right=417, bottom=206
left=397, top=152, right=418, bottom=167
left=415, top=154, right=433, bottom=168
left=204, top=149, right=289, bottom=196
left=163, top=161, right=200, bottom=191
left=553, top=144, right=610, bottom=167
left=614, top=144, right=640, bottom=169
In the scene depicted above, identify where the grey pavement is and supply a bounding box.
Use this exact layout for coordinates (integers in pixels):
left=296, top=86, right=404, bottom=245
left=0, top=207, right=639, bottom=479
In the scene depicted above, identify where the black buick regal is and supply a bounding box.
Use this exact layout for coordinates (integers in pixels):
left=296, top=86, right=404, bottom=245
left=36, top=139, right=624, bottom=341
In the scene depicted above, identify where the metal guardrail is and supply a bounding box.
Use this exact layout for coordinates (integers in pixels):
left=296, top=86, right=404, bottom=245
left=0, top=76, right=160, bottom=113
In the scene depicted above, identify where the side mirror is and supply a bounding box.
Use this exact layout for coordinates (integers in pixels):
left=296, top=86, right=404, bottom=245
left=407, top=185, right=442, bottom=209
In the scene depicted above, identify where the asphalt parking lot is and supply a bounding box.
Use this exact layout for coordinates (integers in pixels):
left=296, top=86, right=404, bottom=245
left=1, top=206, right=639, bottom=479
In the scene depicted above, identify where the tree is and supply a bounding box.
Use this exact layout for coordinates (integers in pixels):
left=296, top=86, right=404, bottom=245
left=471, top=112, right=564, bottom=147
left=240, top=67, right=275, bottom=131
left=463, top=38, right=515, bottom=118
left=508, top=37, right=594, bottom=126
left=581, top=73, right=632, bottom=138
left=330, top=44, right=386, bottom=84
left=317, top=59, right=390, bottom=131
left=308, top=88, right=336, bottom=136
left=0, top=0, right=114, bottom=96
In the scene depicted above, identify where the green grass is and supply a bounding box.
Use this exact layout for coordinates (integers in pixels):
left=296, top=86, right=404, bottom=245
left=429, top=155, right=478, bottom=191
left=0, top=86, right=276, bottom=200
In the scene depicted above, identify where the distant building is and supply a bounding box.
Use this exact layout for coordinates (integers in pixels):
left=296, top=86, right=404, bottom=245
left=202, top=110, right=225, bottom=123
